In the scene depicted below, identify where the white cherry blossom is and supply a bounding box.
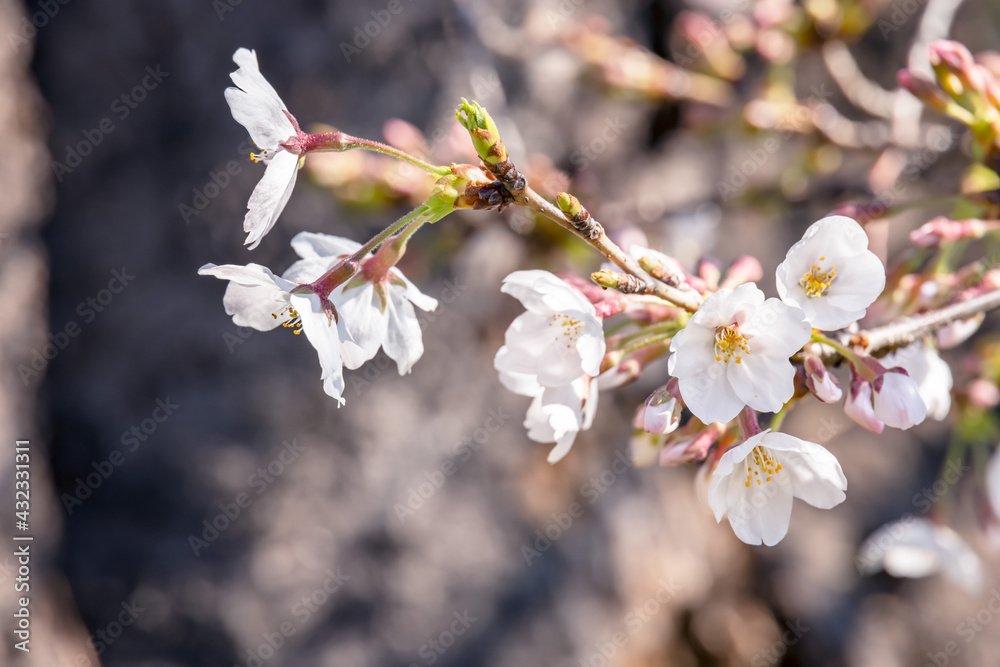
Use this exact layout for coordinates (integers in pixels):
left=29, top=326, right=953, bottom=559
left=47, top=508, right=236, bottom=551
left=668, top=283, right=811, bottom=424
left=198, top=262, right=352, bottom=404
left=856, top=518, right=982, bottom=593
left=708, top=430, right=847, bottom=546
left=226, top=48, right=303, bottom=250
left=286, top=233, right=438, bottom=375
left=524, top=378, right=599, bottom=464
left=776, top=216, right=885, bottom=330
left=494, top=270, right=606, bottom=462
left=880, top=343, right=952, bottom=421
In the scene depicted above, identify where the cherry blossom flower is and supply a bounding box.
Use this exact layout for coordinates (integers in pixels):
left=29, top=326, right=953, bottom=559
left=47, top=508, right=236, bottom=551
left=494, top=270, right=606, bottom=462
left=707, top=430, right=847, bottom=546
left=226, top=48, right=305, bottom=250
left=776, top=216, right=885, bottom=330
left=880, top=343, right=952, bottom=421
left=198, top=262, right=353, bottom=404
left=803, top=355, right=843, bottom=403
left=523, top=379, right=599, bottom=463
left=668, top=283, right=811, bottom=424
left=286, top=233, right=438, bottom=375
left=200, top=232, right=437, bottom=402
left=856, top=517, right=982, bottom=593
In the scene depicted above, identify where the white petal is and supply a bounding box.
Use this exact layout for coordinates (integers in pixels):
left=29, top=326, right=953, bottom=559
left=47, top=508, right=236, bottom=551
left=198, top=263, right=293, bottom=331
left=678, top=366, right=744, bottom=424
left=244, top=150, right=299, bottom=250
left=290, top=232, right=362, bottom=261
left=226, top=48, right=295, bottom=149
left=742, top=298, right=811, bottom=357
left=393, top=272, right=439, bottom=312
left=725, top=462, right=794, bottom=546
left=667, top=324, right=717, bottom=378
left=336, top=284, right=387, bottom=370
left=765, top=434, right=847, bottom=509
left=727, top=350, right=797, bottom=414
left=383, top=287, right=426, bottom=374
left=500, top=311, right=586, bottom=387
left=501, top=270, right=597, bottom=316
left=494, top=347, right=543, bottom=396
left=844, top=380, right=884, bottom=434
left=689, top=283, right=763, bottom=329
left=873, top=372, right=927, bottom=429
left=292, top=293, right=348, bottom=405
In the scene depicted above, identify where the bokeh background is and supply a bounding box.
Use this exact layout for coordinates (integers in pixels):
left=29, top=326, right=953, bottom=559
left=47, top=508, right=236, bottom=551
left=2, top=0, right=1000, bottom=665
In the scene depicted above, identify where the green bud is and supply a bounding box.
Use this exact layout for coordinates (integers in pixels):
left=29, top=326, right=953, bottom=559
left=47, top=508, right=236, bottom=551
left=456, top=98, right=507, bottom=165
left=556, top=192, right=584, bottom=218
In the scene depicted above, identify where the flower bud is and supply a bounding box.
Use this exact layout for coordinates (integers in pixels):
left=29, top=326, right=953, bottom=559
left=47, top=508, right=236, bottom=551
left=804, top=355, right=843, bottom=403
left=720, top=255, right=763, bottom=289
left=644, top=386, right=682, bottom=435
left=456, top=98, right=508, bottom=166
left=844, top=372, right=883, bottom=434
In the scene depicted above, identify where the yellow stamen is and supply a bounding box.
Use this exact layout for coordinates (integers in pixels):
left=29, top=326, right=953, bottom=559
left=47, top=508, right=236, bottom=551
left=744, top=446, right=782, bottom=488
left=714, top=323, right=750, bottom=364
left=799, top=260, right=836, bottom=298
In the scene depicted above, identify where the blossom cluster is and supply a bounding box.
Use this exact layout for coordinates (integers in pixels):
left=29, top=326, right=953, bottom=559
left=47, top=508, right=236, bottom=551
left=199, top=45, right=1000, bottom=583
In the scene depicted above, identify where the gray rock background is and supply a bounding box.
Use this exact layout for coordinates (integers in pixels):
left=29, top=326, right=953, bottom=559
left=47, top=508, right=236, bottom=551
left=1, top=0, right=999, bottom=665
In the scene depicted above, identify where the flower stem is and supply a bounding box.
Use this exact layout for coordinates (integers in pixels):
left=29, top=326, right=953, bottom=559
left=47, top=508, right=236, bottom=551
left=517, top=186, right=704, bottom=312
left=321, top=133, right=450, bottom=176
left=810, top=331, right=862, bottom=365
left=308, top=205, right=429, bottom=297
left=769, top=399, right=795, bottom=433
left=617, top=332, right=673, bottom=357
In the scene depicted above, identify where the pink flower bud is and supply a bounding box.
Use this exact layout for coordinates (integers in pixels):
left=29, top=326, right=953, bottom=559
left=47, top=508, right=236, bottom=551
left=844, top=373, right=883, bottom=434
left=644, top=386, right=682, bottom=435
left=968, top=378, right=1000, bottom=408
left=720, top=255, right=764, bottom=289
left=804, top=356, right=843, bottom=403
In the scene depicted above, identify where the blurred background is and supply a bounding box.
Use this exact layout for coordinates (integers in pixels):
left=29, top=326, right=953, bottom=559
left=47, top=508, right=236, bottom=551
left=2, top=0, right=1000, bottom=664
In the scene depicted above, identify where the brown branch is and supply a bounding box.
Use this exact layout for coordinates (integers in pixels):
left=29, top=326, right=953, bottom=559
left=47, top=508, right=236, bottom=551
left=514, top=185, right=703, bottom=312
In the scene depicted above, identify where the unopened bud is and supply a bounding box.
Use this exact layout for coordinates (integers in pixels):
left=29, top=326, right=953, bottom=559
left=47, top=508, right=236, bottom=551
left=696, top=256, right=721, bottom=289
left=720, top=255, right=763, bottom=289
left=556, top=192, right=585, bottom=218
left=591, top=269, right=646, bottom=294
left=456, top=98, right=508, bottom=166
left=804, top=355, right=842, bottom=403
left=644, top=386, right=682, bottom=435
